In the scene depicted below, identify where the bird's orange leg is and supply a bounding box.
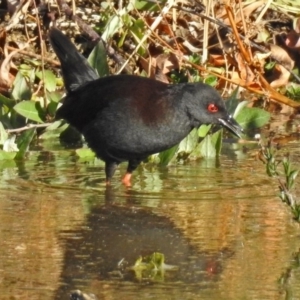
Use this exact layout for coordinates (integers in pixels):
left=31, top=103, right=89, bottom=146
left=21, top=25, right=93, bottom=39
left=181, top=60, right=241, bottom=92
left=122, top=173, right=132, bottom=187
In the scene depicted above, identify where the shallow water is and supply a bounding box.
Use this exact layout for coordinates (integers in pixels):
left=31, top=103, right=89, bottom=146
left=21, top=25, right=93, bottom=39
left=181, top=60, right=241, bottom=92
left=0, top=139, right=300, bottom=300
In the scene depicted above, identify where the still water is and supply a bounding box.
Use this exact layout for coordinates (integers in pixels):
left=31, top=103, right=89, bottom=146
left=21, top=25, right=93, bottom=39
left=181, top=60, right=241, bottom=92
left=0, top=140, right=300, bottom=300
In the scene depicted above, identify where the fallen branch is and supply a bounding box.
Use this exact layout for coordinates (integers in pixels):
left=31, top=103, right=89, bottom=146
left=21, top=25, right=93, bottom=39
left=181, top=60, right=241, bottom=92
left=6, top=123, right=52, bottom=133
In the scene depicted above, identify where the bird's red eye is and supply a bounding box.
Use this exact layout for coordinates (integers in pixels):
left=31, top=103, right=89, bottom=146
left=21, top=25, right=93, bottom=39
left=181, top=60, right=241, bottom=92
left=207, top=104, right=219, bottom=113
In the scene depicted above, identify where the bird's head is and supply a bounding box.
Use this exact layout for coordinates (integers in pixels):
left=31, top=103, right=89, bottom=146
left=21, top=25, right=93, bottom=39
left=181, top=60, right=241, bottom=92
left=183, top=83, right=244, bottom=138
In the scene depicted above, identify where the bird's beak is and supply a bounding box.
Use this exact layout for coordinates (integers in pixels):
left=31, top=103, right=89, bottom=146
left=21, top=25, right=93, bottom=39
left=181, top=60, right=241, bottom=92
left=218, top=115, right=244, bottom=138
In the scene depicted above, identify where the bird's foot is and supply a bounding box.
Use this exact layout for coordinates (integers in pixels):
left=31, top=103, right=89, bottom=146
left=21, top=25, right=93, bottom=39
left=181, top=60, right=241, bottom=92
left=122, top=173, right=132, bottom=187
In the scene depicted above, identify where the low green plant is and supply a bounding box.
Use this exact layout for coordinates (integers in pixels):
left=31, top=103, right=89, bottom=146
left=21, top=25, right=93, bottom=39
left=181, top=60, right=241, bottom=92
left=286, top=83, right=300, bottom=101
left=0, top=9, right=271, bottom=165
left=259, top=138, right=300, bottom=222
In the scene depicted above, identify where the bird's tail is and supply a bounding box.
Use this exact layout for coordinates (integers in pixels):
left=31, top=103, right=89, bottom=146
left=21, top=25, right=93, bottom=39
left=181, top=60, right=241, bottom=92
left=48, top=27, right=99, bottom=92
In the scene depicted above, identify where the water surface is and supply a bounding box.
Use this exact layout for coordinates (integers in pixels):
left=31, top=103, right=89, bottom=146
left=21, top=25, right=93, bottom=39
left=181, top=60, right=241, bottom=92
left=0, top=140, right=300, bottom=300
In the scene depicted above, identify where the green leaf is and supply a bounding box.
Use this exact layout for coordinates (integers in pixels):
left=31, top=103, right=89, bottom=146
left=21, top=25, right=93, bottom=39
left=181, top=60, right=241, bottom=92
left=24, top=59, right=42, bottom=67
left=15, top=128, right=36, bottom=160
left=101, top=15, right=123, bottom=42
left=46, top=91, right=62, bottom=103
left=0, top=93, right=16, bottom=108
left=88, top=40, right=109, bottom=78
left=19, top=64, right=32, bottom=70
left=118, top=28, right=129, bottom=48
left=177, top=128, right=199, bottom=153
left=0, top=149, right=16, bottom=160
left=211, top=129, right=223, bottom=156
left=198, top=124, right=211, bottom=138
left=159, top=144, right=178, bottom=165
left=76, top=148, right=96, bottom=159
left=11, top=72, right=32, bottom=100
left=14, top=101, right=45, bottom=123
left=235, top=107, right=270, bottom=129
left=225, top=87, right=240, bottom=115
left=0, top=113, right=13, bottom=129
left=19, top=65, right=35, bottom=82
left=203, top=76, right=217, bottom=87
left=129, top=19, right=146, bottom=55
left=47, top=101, right=59, bottom=117
left=0, top=121, right=8, bottom=145
left=256, top=28, right=270, bottom=43
left=134, top=0, right=160, bottom=11
left=44, top=120, right=65, bottom=131
left=3, top=135, right=18, bottom=152
left=265, top=61, right=276, bottom=70
left=233, top=101, right=248, bottom=119
left=290, top=170, right=299, bottom=181
left=36, top=70, right=57, bottom=92
left=39, top=121, right=68, bottom=139
left=199, top=134, right=217, bottom=158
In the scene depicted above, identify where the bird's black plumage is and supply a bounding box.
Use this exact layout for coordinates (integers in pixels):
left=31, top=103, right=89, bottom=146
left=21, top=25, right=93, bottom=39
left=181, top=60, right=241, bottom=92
left=49, top=27, right=243, bottom=185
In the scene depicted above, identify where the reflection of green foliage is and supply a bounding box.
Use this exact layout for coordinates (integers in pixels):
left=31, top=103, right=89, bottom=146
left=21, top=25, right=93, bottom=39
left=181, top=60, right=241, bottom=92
left=279, top=249, right=300, bottom=297
left=15, top=128, right=36, bottom=160
left=0, top=149, right=16, bottom=160
left=130, top=252, right=178, bottom=282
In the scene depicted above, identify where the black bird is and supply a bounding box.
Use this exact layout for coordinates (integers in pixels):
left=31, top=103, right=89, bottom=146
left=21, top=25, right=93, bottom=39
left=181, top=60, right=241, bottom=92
left=49, top=28, right=243, bottom=185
